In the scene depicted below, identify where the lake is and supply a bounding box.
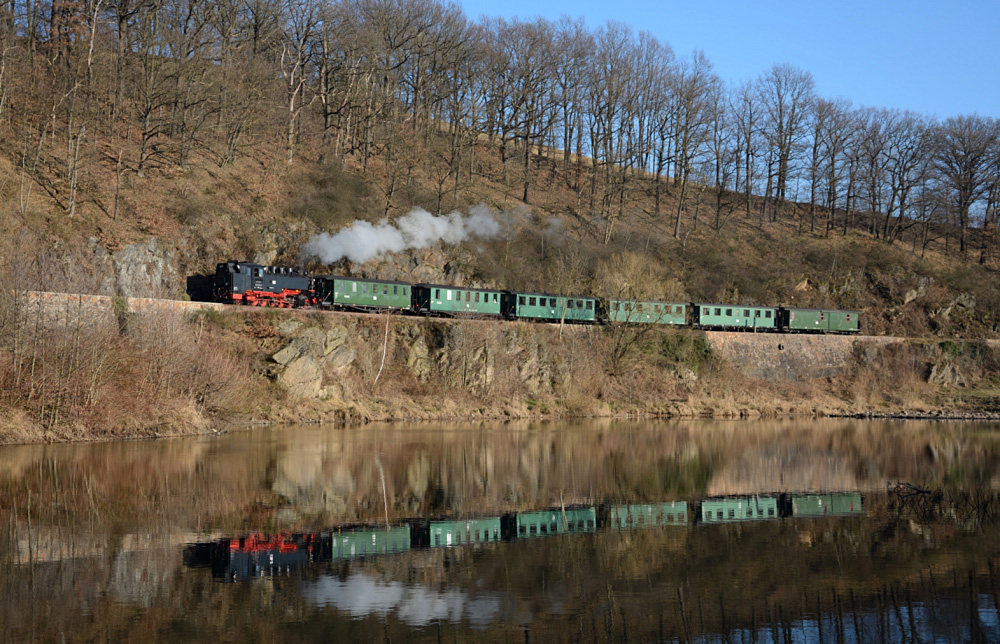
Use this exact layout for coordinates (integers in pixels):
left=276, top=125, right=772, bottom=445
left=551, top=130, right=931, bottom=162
left=1, top=419, right=998, bottom=642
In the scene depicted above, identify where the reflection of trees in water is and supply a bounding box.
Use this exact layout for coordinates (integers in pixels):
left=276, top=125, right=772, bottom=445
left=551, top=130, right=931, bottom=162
left=889, top=480, right=1000, bottom=529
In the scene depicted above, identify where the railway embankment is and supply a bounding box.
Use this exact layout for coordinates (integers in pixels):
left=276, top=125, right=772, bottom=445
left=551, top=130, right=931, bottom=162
left=704, top=332, right=902, bottom=380
left=3, top=291, right=999, bottom=444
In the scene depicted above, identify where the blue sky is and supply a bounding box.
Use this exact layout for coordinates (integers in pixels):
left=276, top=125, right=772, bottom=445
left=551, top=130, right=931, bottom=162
left=457, top=0, right=999, bottom=120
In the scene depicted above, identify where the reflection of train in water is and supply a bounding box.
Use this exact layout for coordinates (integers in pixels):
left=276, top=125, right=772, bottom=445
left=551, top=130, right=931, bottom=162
left=184, top=493, right=862, bottom=581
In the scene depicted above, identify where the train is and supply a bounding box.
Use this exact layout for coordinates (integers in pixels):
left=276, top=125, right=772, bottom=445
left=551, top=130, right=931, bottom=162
left=184, top=493, right=862, bottom=581
left=213, top=260, right=861, bottom=333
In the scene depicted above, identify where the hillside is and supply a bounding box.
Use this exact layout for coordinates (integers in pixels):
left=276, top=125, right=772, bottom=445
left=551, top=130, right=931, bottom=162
left=1, top=0, right=999, bottom=441
left=3, top=128, right=998, bottom=341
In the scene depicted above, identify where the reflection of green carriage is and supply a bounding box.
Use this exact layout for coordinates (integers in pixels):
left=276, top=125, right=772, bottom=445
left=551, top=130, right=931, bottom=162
left=330, top=526, right=411, bottom=559
left=700, top=497, right=778, bottom=523
left=608, top=502, right=689, bottom=528
left=790, top=493, right=862, bottom=517
left=427, top=518, right=502, bottom=547
left=514, top=507, right=597, bottom=538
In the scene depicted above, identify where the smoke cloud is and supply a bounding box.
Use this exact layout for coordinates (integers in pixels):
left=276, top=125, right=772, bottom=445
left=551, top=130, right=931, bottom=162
left=301, top=205, right=502, bottom=265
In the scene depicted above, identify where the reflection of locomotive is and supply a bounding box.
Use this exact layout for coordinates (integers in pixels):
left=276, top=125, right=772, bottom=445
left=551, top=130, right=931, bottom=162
left=212, top=260, right=862, bottom=333
left=183, top=528, right=411, bottom=581
left=184, top=494, right=863, bottom=581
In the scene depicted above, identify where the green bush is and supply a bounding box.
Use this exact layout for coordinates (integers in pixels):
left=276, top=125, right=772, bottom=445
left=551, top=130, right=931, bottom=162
left=659, top=331, right=713, bottom=372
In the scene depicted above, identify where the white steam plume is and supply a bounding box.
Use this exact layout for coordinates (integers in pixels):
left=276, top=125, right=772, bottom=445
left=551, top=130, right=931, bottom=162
left=301, top=205, right=502, bottom=264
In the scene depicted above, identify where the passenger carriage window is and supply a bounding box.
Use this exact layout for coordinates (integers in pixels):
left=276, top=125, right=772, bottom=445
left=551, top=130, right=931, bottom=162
left=435, top=288, right=441, bottom=299
left=466, top=291, right=470, bottom=302
left=568, top=300, right=575, bottom=309
left=765, top=310, right=771, bottom=318
left=352, top=282, right=357, bottom=292
left=529, top=297, right=536, bottom=306
left=549, top=298, right=556, bottom=307
left=654, top=305, right=661, bottom=313
left=493, top=293, right=498, bottom=303
left=519, top=296, right=526, bottom=305
left=714, top=308, right=721, bottom=316
left=586, top=301, right=593, bottom=310
left=625, top=303, right=632, bottom=312
left=755, top=310, right=761, bottom=318
left=726, top=308, right=732, bottom=316
left=475, top=292, right=480, bottom=303
left=383, top=285, right=388, bottom=294
left=577, top=300, right=583, bottom=308
left=674, top=306, right=683, bottom=314
left=403, top=287, right=407, bottom=296
left=637, top=303, right=643, bottom=312
left=744, top=309, right=750, bottom=317
left=363, top=283, right=368, bottom=294
left=393, top=285, right=398, bottom=295
left=613, top=302, right=620, bottom=311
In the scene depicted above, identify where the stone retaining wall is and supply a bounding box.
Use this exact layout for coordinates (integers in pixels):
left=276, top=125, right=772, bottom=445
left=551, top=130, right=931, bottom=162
left=705, top=331, right=905, bottom=380
left=26, top=291, right=225, bottom=316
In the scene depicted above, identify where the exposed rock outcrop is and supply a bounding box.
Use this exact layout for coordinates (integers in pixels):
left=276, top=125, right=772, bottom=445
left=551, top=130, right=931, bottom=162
left=269, top=323, right=356, bottom=400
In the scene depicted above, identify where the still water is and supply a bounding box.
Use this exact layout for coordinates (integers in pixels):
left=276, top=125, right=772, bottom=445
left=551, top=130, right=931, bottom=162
left=1, top=419, right=999, bottom=643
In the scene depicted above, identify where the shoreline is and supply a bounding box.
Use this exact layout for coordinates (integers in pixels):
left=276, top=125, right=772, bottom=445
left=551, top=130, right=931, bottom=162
left=3, top=402, right=999, bottom=447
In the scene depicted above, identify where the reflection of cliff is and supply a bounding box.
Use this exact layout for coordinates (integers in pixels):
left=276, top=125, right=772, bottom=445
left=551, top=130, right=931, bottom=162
left=707, top=445, right=861, bottom=495
left=2, top=419, right=999, bottom=541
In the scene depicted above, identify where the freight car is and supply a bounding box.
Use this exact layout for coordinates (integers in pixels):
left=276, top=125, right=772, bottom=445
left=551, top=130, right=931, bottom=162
left=211, top=260, right=861, bottom=333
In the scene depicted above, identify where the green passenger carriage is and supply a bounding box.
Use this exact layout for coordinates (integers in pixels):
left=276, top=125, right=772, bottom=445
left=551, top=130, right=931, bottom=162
left=605, top=300, right=687, bottom=325
left=692, top=303, right=778, bottom=330
left=314, top=276, right=412, bottom=312
left=502, top=291, right=597, bottom=323
left=412, top=284, right=503, bottom=317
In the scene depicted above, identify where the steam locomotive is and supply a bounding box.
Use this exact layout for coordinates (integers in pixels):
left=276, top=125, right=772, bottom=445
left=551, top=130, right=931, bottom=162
left=213, top=260, right=861, bottom=333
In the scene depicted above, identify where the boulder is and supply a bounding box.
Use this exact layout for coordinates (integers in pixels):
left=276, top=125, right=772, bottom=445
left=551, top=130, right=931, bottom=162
left=326, top=345, right=356, bottom=370
left=271, top=344, right=301, bottom=367
left=324, top=326, right=349, bottom=355
left=281, top=354, right=323, bottom=399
